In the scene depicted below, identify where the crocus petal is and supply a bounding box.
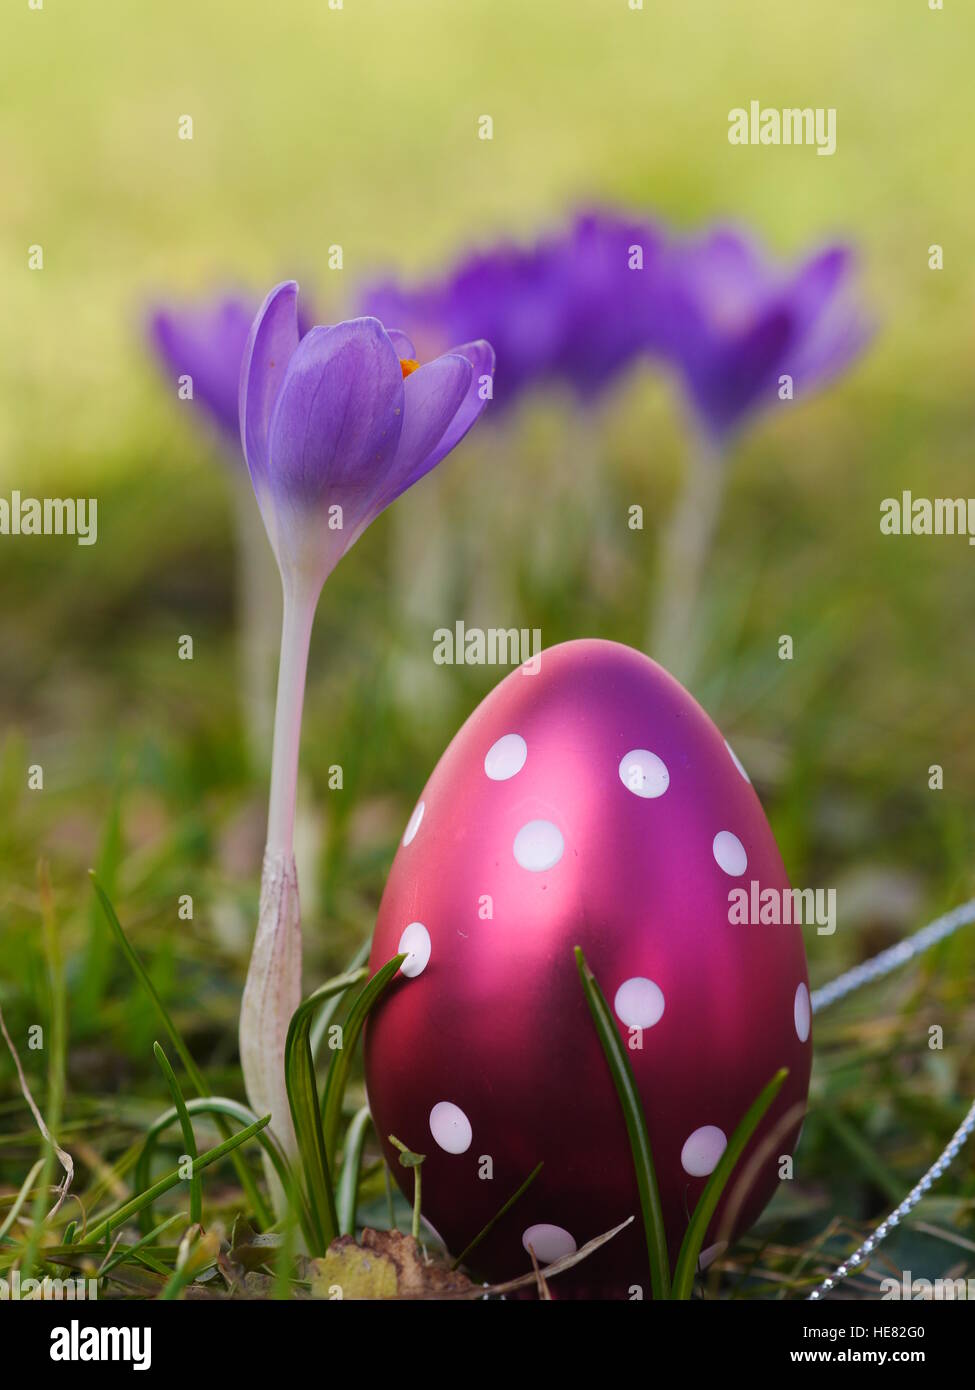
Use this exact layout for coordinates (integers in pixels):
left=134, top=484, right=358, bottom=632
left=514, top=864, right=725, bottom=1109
left=703, top=307, right=793, bottom=438
left=385, top=329, right=417, bottom=360
left=396, top=353, right=473, bottom=470
left=361, top=351, right=473, bottom=527
left=266, top=317, right=404, bottom=535
left=149, top=296, right=255, bottom=445
left=552, top=210, right=664, bottom=398
left=418, top=340, right=495, bottom=475
left=788, top=245, right=853, bottom=323
left=782, top=247, right=874, bottom=392
left=240, top=281, right=301, bottom=492
left=701, top=228, right=769, bottom=296
left=791, top=306, right=873, bottom=395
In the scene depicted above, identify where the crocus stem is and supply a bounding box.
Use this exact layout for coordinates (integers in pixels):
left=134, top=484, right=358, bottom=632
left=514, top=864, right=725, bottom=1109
left=649, top=431, right=727, bottom=682
left=572, top=407, right=616, bottom=588
left=266, top=580, right=318, bottom=857
left=240, top=576, right=320, bottom=1169
left=232, top=473, right=281, bottom=769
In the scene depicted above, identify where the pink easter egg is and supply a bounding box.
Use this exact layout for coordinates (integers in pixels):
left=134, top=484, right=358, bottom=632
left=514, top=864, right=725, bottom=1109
left=364, top=639, right=811, bottom=1297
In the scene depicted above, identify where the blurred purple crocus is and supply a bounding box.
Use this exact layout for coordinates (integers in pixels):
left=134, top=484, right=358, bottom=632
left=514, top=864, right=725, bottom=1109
left=547, top=209, right=664, bottom=401
left=149, top=293, right=257, bottom=447
left=360, top=210, right=663, bottom=412
left=361, top=242, right=564, bottom=412
left=237, top=280, right=494, bottom=1161
left=650, top=227, right=871, bottom=675
left=655, top=227, right=870, bottom=443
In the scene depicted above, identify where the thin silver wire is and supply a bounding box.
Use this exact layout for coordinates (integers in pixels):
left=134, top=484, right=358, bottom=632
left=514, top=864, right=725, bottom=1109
left=806, top=897, right=975, bottom=1300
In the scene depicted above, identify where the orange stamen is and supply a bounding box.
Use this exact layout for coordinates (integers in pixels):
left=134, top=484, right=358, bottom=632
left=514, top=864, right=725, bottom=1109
left=400, top=358, right=420, bottom=378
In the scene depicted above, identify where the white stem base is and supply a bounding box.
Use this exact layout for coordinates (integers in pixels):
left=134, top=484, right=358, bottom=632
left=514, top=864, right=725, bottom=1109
left=239, top=849, right=302, bottom=1160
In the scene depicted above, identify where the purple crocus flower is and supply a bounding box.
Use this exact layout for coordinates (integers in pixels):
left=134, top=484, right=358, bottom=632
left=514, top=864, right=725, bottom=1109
left=237, top=280, right=494, bottom=1162
left=148, top=293, right=257, bottom=446
left=653, top=227, right=871, bottom=441
left=648, top=227, right=871, bottom=678
left=239, top=280, right=494, bottom=589
left=148, top=288, right=324, bottom=761
left=360, top=209, right=666, bottom=413
left=547, top=209, right=664, bottom=401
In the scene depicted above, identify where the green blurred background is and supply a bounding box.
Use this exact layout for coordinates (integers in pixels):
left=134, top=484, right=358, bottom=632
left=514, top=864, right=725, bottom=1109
left=1, top=0, right=973, bottom=1290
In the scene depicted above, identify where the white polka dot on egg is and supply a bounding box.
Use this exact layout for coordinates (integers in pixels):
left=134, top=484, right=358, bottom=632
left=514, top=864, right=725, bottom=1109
left=402, top=799, right=424, bottom=846
left=428, top=1101, right=472, bottom=1154
left=619, top=748, right=670, bottom=798
left=521, top=1223, right=577, bottom=1264
left=397, top=922, right=431, bottom=978
left=713, top=830, right=747, bottom=876
left=484, top=733, right=528, bottom=781
left=794, top=982, right=811, bottom=1042
left=614, top=977, right=665, bottom=1029
left=724, top=739, right=751, bottom=783
left=681, top=1125, right=727, bottom=1177
left=513, top=819, right=564, bottom=872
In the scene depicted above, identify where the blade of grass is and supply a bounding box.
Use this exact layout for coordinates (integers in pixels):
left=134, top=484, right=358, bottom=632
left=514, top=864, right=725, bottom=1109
left=273, top=1185, right=300, bottom=1300
left=20, top=864, right=70, bottom=1280
left=336, top=1105, right=372, bottom=1237
left=77, top=795, right=122, bottom=1032
left=86, top=1113, right=270, bottom=1245
left=671, top=1067, right=788, bottom=1300
left=152, top=1043, right=201, bottom=1226
left=99, top=1213, right=183, bottom=1277
left=320, top=953, right=405, bottom=1163
left=575, top=946, right=671, bottom=1300
left=130, top=1248, right=178, bottom=1281
left=451, top=1160, right=544, bottom=1270
left=310, top=936, right=372, bottom=1061
left=0, top=1159, right=45, bottom=1241
left=284, top=968, right=368, bottom=1255
left=89, top=872, right=272, bottom=1229
left=133, top=1097, right=309, bottom=1247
